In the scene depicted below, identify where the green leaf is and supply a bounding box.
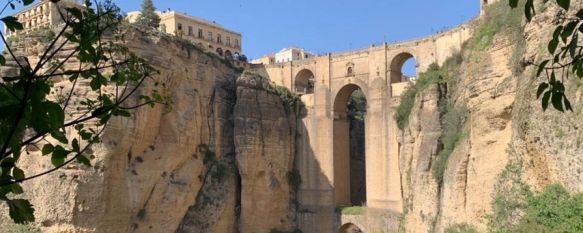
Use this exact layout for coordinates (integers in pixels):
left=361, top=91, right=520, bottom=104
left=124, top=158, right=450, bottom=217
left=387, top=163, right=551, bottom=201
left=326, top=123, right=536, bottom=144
left=6, top=199, right=35, bottom=224
left=31, top=101, right=65, bottom=133
left=556, top=0, right=570, bottom=10
left=1, top=16, right=23, bottom=31
left=42, top=144, right=54, bottom=155
left=51, top=130, right=68, bottom=144
left=577, top=9, right=583, bottom=19
left=551, top=92, right=565, bottom=112
left=72, top=138, right=80, bottom=152
left=10, top=184, right=23, bottom=194
left=22, top=0, right=34, bottom=6
left=548, top=38, right=559, bottom=54
left=537, top=60, right=549, bottom=77
left=76, top=155, right=91, bottom=167
left=89, top=77, right=102, bottom=91
left=51, top=146, right=69, bottom=167
left=1, top=157, right=15, bottom=168
left=537, top=83, right=549, bottom=98
left=553, top=26, right=563, bottom=41
left=561, top=21, right=577, bottom=43
left=0, top=55, right=5, bottom=66
left=564, top=96, right=573, bottom=111
left=524, top=0, right=535, bottom=21
left=509, top=0, right=519, bottom=8
left=12, top=167, right=24, bottom=180
left=542, top=91, right=551, bottom=111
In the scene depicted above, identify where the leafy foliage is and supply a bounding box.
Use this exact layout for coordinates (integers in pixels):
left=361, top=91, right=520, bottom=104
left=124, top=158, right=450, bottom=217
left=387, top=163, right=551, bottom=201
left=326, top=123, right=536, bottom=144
left=135, top=0, right=161, bottom=30
left=487, top=151, right=532, bottom=233
left=0, top=0, right=169, bottom=223
left=510, top=0, right=583, bottom=112
left=475, top=0, right=524, bottom=51
left=347, top=89, right=366, bottom=122
left=395, top=63, right=443, bottom=130
left=510, top=184, right=583, bottom=233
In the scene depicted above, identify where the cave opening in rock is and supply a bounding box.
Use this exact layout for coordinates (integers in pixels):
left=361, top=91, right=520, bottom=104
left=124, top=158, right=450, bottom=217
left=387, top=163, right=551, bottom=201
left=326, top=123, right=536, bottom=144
left=333, top=84, right=367, bottom=207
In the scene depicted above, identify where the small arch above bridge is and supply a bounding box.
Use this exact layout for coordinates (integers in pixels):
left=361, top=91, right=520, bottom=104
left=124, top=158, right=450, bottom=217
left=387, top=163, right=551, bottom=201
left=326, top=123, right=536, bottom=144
left=390, top=52, right=417, bottom=84
left=294, top=69, right=315, bottom=94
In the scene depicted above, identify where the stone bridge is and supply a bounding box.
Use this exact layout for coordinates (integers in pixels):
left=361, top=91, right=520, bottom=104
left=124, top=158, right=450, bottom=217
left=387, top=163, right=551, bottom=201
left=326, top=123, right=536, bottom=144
left=252, top=21, right=473, bottom=233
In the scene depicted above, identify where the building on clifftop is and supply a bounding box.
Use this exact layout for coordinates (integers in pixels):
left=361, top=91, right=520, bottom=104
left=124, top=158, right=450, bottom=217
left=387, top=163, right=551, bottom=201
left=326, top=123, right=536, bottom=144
left=127, top=10, right=242, bottom=59
left=5, top=0, right=82, bottom=37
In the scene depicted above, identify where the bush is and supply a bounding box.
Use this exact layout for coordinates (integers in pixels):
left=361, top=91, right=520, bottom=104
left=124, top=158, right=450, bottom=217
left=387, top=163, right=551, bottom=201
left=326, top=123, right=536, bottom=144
left=395, top=63, right=443, bottom=129
left=511, top=184, right=583, bottom=233
left=445, top=223, right=479, bottom=233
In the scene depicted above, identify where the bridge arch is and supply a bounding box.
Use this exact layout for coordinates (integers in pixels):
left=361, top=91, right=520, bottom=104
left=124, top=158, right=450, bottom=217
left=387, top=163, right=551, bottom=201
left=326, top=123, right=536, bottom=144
left=294, top=69, right=315, bottom=94
left=333, top=84, right=368, bottom=207
left=389, top=52, right=417, bottom=84
left=337, top=223, right=364, bottom=233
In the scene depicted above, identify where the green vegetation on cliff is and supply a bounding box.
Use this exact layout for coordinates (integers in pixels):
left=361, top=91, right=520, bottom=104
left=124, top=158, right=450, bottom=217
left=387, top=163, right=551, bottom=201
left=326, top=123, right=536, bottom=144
left=489, top=149, right=583, bottom=233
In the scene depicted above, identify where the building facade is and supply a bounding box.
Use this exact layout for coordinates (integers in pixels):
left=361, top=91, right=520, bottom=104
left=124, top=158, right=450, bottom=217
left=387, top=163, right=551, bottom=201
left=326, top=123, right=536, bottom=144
left=252, top=47, right=314, bottom=65
left=127, top=10, right=242, bottom=58
left=274, top=47, right=315, bottom=63
left=5, top=0, right=80, bottom=37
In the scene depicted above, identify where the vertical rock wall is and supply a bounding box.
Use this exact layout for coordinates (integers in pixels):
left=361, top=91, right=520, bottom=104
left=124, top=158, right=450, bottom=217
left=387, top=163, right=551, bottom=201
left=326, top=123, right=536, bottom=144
left=7, top=30, right=300, bottom=233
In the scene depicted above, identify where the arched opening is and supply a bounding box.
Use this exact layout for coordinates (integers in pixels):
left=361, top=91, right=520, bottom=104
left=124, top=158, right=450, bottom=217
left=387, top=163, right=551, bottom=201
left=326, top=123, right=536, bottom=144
left=216, top=47, right=224, bottom=56
left=390, top=53, right=417, bottom=97
left=294, top=69, right=315, bottom=94
left=338, top=223, right=364, bottom=233
left=347, top=66, right=354, bottom=76
left=390, top=52, right=417, bottom=84
left=333, top=84, right=367, bottom=207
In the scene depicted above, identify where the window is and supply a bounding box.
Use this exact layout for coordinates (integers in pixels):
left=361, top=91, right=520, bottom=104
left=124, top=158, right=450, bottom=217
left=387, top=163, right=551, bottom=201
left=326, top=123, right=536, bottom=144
left=347, top=67, right=354, bottom=76
left=198, top=29, right=203, bottom=38
left=207, top=31, right=213, bottom=41
left=226, top=37, right=231, bottom=46
left=235, top=39, right=240, bottom=48
left=217, top=34, right=222, bottom=44
left=177, top=23, right=183, bottom=31
left=188, top=26, right=193, bottom=36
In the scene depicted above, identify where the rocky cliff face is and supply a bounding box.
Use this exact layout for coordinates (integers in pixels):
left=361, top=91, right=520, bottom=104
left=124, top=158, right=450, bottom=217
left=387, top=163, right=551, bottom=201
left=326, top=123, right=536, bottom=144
left=3, top=30, right=300, bottom=233
left=398, top=1, right=583, bottom=232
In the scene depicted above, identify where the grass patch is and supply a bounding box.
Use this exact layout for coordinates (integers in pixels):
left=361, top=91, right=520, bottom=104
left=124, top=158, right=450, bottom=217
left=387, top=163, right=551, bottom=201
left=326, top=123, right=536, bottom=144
left=472, top=0, right=524, bottom=51
left=336, top=205, right=365, bottom=215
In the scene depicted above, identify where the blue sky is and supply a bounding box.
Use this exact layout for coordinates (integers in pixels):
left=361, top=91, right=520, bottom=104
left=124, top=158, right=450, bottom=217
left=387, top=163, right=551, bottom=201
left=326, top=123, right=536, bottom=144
left=3, top=0, right=480, bottom=75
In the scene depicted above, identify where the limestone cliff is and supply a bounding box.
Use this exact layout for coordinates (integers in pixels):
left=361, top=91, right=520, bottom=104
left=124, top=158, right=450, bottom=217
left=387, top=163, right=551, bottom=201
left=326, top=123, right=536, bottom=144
left=398, top=1, right=583, bottom=232
left=1, top=30, right=300, bottom=233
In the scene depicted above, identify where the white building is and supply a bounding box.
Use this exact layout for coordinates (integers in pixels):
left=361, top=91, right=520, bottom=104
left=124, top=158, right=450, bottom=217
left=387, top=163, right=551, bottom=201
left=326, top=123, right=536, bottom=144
left=274, top=47, right=315, bottom=63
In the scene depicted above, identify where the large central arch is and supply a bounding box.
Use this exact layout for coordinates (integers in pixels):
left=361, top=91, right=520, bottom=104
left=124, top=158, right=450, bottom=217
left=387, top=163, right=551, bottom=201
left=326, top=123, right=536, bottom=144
left=333, top=84, right=367, bottom=207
